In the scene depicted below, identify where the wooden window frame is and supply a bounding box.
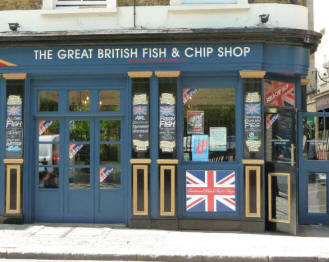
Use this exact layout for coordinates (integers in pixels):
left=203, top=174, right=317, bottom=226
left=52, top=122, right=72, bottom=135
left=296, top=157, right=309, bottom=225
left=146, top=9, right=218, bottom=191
left=160, top=165, right=176, bottom=216
left=245, top=166, right=261, bottom=218
left=6, top=164, right=22, bottom=214
left=133, top=165, right=149, bottom=216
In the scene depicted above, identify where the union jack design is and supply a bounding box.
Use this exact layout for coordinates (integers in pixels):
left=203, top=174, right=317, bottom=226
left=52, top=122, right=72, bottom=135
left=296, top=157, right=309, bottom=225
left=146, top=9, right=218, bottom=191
left=183, top=88, right=198, bottom=104
left=0, top=59, right=17, bottom=67
left=133, top=105, right=147, bottom=116
left=266, top=113, right=279, bottom=129
left=264, top=80, right=295, bottom=107
left=186, top=170, right=236, bottom=213
left=69, top=144, right=83, bottom=159
left=7, top=105, right=21, bottom=116
left=245, top=103, right=260, bottom=115
left=160, top=105, right=175, bottom=117
left=39, top=120, right=53, bottom=135
left=100, top=167, right=114, bottom=182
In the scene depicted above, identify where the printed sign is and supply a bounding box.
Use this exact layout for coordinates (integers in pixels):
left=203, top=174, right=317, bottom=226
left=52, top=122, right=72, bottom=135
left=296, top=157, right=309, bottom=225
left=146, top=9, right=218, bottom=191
left=39, top=120, right=54, bottom=135
left=183, top=88, right=198, bottom=104
left=186, top=170, right=236, bottom=213
left=69, top=144, right=83, bottom=159
left=6, top=96, right=23, bottom=158
left=264, top=79, right=295, bottom=107
left=100, top=167, right=114, bottom=183
left=210, top=127, right=227, bottom=151
left=159, top=93, right=176, bottom=153
left=192, top=135, right=209, bottom=161
left=132, top=93, right=149, bottom=152
left=187, top=111, right=204, bottom=134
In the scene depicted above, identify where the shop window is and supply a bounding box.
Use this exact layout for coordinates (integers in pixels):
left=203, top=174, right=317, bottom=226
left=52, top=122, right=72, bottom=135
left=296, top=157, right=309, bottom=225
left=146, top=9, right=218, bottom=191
left=69, top=90, right=90, bottom=112
left=99, top=90, right=120, bottom=112
left=38, top=91, right=58, bottom=112
left=264, top=79, right=295, bottom=108
left=303, top=116, right=329, bottom=160
left=38, top=120, right=60, bottom=188
left=131, top=79, right=150, bottom=159
left=100, top=167, right=121, bottom=189
left=100, top=120, right=120, bottom=141
left=183, top=88, right=235, bottom=162
left=308, top=173, right=327, bottom=213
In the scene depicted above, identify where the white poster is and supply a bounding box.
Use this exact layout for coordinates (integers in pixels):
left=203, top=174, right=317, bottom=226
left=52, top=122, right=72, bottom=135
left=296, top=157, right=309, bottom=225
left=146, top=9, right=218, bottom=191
left=210, top=127, right=227, bottom=151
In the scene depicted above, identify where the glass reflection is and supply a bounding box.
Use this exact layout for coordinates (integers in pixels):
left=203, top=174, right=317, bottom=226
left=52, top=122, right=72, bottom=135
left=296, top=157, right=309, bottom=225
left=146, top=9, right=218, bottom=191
left=100, top=144, right=120, bottom=164
left=39, top=167, right=59, bottom=188
left=39, top=120, right=60, bottom=140
left=303, top=117, right=329, bottom=160
left=70, top=120, right=90, bottom=141
left=69, top=168, right=90, bottom=189
left=99, top=90, right=120, bottom=111
left=270, top=175, right=289, bottom=221
left=69, top=90, right=90, bottom=111
left=69, top=144, right=90, bottom=165
left=39, top=91, right=58, bottom=112
left=308, top=173, right=327, bottom=213
left=99, top=167, right=121, bottom=189
left=100, top=120, right=120, bottom=141
left=39, top=143, right=60, bottom=165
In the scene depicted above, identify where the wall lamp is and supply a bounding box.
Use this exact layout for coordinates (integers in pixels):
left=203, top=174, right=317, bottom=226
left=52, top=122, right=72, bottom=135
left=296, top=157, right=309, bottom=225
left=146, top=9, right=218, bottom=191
left=8, top=23, right=20, bottom=32
left=259, top=14, right=269, bottom=24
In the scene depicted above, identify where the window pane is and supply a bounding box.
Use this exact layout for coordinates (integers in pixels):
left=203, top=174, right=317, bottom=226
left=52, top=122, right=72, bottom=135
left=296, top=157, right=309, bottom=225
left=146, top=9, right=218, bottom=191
left=303, top=116, right=329, bottom=160
left=264, top=80, right=295, bottom=108
left=100, top=120, right=120, bottom=141
left=39, top=167, right=59, bottom=188
left=100, top=167, right=121, bottom=189
left=181, top=0, right=237, bottom=3
left=183, top=88, right=235, bottom=162
left=99, top=90, right=120, bottom=111
left=39, top=143, right=60, bottom=165
left=308, top=173, right=327, bottom=213
left=39, top=91, right=58, bottom=112
left=70, top=120, right=90, bottom=141
left=69, top=144, right=90, bottom=165
left=69, top=168, right=90, bottom=189
left=100, top=144, right=120, bottom=164
left=270, top=175, right=289, bottom=221
left=69, top=91, right=90, bottom=112
left=39, top=120, right=60, bottom=140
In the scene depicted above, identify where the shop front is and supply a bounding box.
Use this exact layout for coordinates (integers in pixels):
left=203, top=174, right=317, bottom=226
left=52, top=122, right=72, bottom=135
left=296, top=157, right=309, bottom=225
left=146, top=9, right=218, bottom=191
left=0, top=36, right=318, bottom=233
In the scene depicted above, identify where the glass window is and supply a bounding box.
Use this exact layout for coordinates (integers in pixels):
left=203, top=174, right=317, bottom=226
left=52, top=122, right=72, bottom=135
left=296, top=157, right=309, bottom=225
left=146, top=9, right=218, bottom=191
left=308, top=173, right=327, bottom=213
left=99, top=90, right=120, bottom=111
left=69, top=144, right=90, bottom=165
left=303, top=116, right=329, bottom=160
left=264, top=79, right=295, bottom=108
left=100, top=167, right=121, bottom=189
left=69, top=120, right=90, bottom=141
left=39, top=91, right=58, bottom=112
left=69, top=90, right=90, bottom=112
left=39, top=120, right=60, bottom=140
left=100, top=144, right=120, bottom=165
left=100, top=120, right=120, bottom=141
left=183, top=88, right=235, bottom=162
left=69, top=168, right=90, bottom=189
left=181, top=0, right=237, bottom=3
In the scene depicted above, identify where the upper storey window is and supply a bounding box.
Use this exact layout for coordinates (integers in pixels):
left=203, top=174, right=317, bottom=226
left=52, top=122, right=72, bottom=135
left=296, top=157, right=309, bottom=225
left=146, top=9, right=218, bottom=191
left=169, top=0, right=248, bottom=7
left=42, top=0, right=116, bottom=10
left=56, top=0, right=107, bottom=6
left=181, top=0, right=237, bottom=3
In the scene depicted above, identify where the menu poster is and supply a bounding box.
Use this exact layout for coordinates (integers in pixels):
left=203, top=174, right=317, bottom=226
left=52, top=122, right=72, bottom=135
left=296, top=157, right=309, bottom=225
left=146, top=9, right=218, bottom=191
left=187, top=111, right=204, bottom=134
left=210, top=127, right=227, bottom=151
left=132, top=93, right=149, bottom=153
left=6, top=96, right=23, bottom=158
left=244, top=92, right=262, bottom=155
left=159, top=93, right=176, bottom=153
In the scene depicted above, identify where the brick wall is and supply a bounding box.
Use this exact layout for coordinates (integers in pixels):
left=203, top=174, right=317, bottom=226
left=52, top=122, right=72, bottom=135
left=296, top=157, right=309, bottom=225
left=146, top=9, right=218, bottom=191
left=0, top=0, right=41, bottom=10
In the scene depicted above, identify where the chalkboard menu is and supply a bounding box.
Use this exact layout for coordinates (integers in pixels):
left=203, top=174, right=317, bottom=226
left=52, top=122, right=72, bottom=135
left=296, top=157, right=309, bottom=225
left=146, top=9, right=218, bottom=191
left=244, top=91, right=263, bottom=159
left=132, top=93, right=149, bottom=153
left=6, top=95, right=23, bottom=159
left=159, top=93, right=176, bottom=153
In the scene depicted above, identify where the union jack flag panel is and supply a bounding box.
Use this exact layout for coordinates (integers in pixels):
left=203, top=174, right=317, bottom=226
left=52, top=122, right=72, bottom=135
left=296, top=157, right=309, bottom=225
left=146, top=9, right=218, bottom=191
left=264, top=80, right=295, bottom=107
left=186, top=170, right=236, bottom=213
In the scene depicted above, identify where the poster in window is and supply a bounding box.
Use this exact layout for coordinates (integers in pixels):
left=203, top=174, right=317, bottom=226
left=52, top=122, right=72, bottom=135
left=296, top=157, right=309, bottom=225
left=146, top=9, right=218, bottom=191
left=6, top=95, right=23, bottom=158
left=187, top=111, right=204, bottom=134
left=264, top=79, right=295, bottom=107
left=159, top=93, right=176, bottom=153
left=210, top=127, right=227, bottom=151
left=132, top=93, right=149, bottom=152
left=192, top=135, right=209, bottom=161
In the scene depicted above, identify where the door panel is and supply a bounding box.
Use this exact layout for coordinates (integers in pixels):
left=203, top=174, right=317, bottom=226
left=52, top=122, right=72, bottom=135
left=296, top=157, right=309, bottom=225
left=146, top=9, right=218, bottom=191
left=265, top=108, right=297, bottom=234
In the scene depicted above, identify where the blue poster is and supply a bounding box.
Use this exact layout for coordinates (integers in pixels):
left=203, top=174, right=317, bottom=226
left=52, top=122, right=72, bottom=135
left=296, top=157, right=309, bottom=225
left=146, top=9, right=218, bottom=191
left=192, top=135, right=209, bottom=161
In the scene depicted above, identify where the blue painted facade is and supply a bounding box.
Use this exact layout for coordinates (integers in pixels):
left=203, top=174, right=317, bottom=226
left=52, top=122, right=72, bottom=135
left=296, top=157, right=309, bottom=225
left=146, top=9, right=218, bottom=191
left=0, top=43, right=311, bottom=227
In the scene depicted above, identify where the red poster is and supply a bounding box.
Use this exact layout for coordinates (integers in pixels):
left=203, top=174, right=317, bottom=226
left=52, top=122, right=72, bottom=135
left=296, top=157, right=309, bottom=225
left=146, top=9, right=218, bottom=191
left=187, top=111, right=204, bottom=134
left=264, top=80, right=295, bottom=107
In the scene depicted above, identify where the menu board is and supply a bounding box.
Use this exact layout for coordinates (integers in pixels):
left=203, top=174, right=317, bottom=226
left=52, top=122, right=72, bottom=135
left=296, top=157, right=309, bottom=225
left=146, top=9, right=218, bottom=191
left=159, top=93, right=176, bottom=153
left=244, top=92, right=262, bottom=158
left=132, top=93, right=149, bottom=153
left=6, top=96, right=23, bottom=159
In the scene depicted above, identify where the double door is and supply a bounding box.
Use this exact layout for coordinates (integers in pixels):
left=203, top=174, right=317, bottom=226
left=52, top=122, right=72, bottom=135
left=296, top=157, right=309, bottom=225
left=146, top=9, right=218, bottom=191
left=35, top=117, right=126, bottom=223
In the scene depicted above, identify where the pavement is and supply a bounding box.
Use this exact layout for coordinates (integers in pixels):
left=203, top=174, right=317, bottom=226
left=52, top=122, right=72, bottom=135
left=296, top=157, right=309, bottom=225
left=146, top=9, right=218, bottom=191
left=1, top=224, right=329, bottom=262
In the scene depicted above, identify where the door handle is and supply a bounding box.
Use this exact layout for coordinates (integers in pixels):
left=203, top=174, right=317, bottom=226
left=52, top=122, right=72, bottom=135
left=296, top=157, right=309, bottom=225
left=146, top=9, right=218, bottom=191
left=291, top=143, right=296, bottom=167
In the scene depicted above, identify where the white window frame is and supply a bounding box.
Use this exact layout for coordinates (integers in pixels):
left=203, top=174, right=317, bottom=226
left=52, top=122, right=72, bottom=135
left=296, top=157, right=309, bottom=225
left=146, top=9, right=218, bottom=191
left=43, top=0, right=116, bottom=10
left=170, top=0, right=248, bottom=5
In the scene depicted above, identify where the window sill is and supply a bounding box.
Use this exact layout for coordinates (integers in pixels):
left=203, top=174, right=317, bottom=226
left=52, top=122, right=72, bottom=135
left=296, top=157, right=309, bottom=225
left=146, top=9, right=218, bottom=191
left=168, top=3, right=250, bottom=11
left=40, top=6, right=117, bottom=15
